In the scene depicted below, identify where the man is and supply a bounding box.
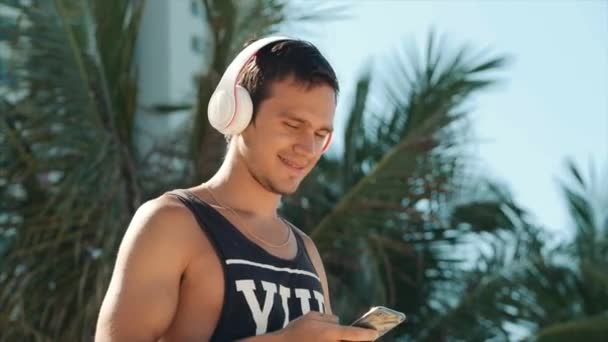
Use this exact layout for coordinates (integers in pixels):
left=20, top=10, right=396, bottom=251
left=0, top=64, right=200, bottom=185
left=95, top=37, right=378, bottom=341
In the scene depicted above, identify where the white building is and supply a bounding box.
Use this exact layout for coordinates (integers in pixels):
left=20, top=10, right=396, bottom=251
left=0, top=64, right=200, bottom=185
left=134, top=0, right=210, bottom=159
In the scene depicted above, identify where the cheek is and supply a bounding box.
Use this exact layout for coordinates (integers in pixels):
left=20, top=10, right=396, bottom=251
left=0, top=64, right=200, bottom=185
left=256, top=125, right=293, bottom=150
left=241, top=127, right=283, bottom=165
left=241, top=120, right=297, bottom=165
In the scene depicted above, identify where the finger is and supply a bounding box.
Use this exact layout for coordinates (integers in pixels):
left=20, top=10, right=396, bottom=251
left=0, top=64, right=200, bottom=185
left=333, top=326, right=379, bottom=341
left=306, top=310, right=323, bottom=317
left=306, top=311, right=339, bottom=323
left=322, top=313, right=339, bottom=324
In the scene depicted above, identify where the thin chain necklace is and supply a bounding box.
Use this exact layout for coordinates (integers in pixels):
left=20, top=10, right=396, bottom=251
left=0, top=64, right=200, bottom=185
left=205, top=186, right=292, bottom=249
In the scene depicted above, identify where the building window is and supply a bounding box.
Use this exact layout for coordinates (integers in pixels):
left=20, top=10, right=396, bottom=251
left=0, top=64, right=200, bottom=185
left=191, top=0, right=200, bottom=16
left=191, top=36, right=203, bottom=54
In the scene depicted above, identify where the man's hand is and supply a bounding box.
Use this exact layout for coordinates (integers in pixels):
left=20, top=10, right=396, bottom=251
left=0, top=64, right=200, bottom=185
left=279, top=311, right=379, bottom=341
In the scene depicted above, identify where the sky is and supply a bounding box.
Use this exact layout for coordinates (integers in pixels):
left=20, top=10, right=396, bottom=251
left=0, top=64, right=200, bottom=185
left=288, top=0, right=608, bottom=237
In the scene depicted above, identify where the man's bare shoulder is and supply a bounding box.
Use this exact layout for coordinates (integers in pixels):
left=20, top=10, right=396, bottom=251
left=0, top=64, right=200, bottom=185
left=96, top=193, right=221, bottom=341
left=139, top=192, right=190, bottom=218
left=121, top=192, right=210, bottom=262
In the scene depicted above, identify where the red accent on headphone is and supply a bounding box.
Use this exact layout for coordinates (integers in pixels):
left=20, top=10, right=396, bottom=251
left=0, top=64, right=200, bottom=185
left=224, top=54, right=258, bottom=130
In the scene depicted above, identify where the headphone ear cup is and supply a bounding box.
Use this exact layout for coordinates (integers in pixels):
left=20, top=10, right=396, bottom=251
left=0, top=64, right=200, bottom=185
left=225, top=85, right=253, bottom=135
left=207, top=89, right=232, bottom=134
left=208, top=36, right=291, bottom=136
left=321, top=131, right=332, bottom=153
left=208, top=86, right=253, bottom=135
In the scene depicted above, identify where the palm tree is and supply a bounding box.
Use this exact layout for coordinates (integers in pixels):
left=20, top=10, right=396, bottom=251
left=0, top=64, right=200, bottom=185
left=422, top=159, right=608, bottom=341
left=279, top=31, right=511, bottom=340
left=0, top=0, right=342, bottom=340
left=1, top=1, right=144, bottom=339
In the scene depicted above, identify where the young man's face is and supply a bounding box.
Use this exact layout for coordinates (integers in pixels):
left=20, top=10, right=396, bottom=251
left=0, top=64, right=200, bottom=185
left=238, top=75, right=336, bottom=195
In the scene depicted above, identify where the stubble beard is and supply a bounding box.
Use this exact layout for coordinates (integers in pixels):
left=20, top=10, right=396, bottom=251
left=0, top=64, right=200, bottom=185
left=250, top=166, right=298, bottom=196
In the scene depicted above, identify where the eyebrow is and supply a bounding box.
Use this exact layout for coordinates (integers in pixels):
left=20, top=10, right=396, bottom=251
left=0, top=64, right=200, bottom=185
left=281, top=111, right=334, bottom=133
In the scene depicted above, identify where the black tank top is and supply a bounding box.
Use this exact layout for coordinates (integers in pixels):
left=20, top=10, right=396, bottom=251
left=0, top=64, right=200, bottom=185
left=167, top=189, right=326, bottom=341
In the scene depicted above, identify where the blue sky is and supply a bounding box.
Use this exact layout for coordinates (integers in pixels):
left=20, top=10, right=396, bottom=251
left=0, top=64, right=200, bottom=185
left=289, top=0, right=608, bottom=236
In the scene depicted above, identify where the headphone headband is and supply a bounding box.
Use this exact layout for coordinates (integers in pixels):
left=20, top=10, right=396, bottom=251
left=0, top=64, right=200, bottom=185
left=215, top=36, right=290, bottom=128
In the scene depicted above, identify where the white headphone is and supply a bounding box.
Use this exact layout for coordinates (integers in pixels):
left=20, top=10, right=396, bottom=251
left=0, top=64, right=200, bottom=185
left=207, top=36, right=332, bottom=153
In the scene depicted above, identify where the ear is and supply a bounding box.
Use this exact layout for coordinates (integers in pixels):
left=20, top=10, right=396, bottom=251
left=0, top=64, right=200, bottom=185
left=321, top=132, right=332, bottom=153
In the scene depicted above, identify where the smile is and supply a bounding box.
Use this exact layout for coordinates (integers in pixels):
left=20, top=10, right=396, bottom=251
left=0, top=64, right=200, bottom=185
left=279, top=155, right=305, bottom=170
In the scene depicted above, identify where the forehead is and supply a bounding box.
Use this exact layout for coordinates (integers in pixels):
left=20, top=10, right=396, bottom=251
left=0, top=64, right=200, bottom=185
left=262, top=76, right=336, bottom=124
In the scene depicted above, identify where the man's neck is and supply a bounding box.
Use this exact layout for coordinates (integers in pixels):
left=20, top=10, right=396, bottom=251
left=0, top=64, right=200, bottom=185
left=203, top=153, right=281, bottom=220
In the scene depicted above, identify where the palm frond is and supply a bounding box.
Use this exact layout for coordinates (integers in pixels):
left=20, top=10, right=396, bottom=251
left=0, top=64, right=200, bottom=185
left=342, top=68, right=372, bottom=190
left=0, top=0, right=143, bottom=339
left=422, top=160, right=608, bottom=341
left=534, top=314, right=608, bottom=342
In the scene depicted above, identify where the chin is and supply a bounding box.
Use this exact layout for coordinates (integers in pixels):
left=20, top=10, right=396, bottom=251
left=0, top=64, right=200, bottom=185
left=251, top=163, right=307, bottom=195
left=266, top=175, right=304, bottom=195
left=270, top=181, right=300, bottom=196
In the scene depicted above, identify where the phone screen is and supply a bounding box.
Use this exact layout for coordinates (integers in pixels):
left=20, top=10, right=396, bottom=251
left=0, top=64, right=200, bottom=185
left=351, top=306, right=406, bottom=339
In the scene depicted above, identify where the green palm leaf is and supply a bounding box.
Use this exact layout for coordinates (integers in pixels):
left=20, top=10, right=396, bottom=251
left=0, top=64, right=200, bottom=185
left=423, top=160, right=608, bottom=341
left=0, top=1, right=142, bottom=340
left=535, top=314, right=608, bottom=342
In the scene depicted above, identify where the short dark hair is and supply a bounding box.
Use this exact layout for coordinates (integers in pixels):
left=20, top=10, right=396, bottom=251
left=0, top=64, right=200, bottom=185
left=238, top=38, right=339, bottom=123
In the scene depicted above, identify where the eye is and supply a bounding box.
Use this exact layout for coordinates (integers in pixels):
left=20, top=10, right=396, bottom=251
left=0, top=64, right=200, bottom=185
left=284, top=122, right=299, bottom=129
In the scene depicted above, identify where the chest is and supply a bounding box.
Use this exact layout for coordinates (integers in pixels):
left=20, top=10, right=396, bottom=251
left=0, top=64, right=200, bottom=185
left=174, top=248, right=326, bottom=340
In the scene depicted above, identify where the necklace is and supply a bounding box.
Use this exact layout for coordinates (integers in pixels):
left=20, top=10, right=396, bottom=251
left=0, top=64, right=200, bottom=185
left=205, top=186, right=292, bottom=249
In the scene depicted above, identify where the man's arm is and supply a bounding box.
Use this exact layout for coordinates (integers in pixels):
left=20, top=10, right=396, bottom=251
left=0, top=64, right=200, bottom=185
left=95, top=197, right=195, bottom=341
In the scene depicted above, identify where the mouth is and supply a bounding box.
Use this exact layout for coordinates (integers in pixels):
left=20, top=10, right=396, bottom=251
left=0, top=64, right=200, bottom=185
left=278, top=155, right=306, bottom=171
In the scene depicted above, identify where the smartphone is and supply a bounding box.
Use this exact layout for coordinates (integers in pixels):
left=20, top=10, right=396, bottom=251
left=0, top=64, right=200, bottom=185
left=351, top=306, right=406, bottom=340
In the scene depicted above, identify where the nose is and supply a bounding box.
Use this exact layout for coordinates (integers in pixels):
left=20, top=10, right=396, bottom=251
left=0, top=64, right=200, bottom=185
left=293, top=131, right=317, bottom=157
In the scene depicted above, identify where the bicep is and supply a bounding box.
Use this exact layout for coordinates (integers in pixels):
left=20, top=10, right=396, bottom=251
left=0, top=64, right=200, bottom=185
left=96, top=201, right=190, bottom=341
